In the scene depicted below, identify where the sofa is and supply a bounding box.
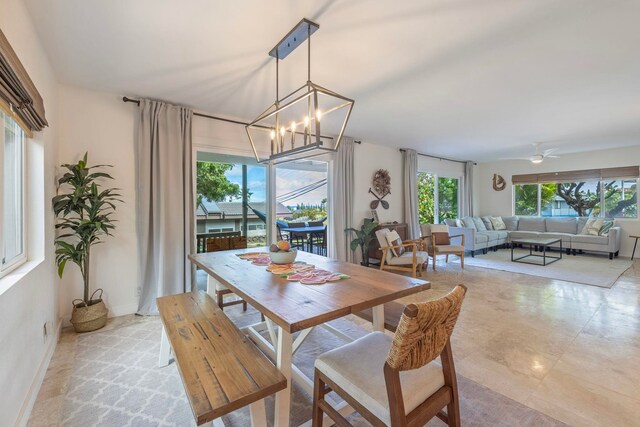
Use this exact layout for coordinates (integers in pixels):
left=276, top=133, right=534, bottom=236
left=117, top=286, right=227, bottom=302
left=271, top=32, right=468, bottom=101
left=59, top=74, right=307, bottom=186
left=444, top=216, right=621, bottom=259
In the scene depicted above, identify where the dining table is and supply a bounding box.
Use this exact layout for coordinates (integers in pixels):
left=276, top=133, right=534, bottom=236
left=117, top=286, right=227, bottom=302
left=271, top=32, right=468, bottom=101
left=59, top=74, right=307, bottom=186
left=189, top=248, right=431, bottom=427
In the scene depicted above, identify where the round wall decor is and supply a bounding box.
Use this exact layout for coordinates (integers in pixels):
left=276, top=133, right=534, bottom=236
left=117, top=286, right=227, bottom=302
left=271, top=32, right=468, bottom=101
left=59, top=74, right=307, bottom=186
left=372, top=169, right=391, bottom=196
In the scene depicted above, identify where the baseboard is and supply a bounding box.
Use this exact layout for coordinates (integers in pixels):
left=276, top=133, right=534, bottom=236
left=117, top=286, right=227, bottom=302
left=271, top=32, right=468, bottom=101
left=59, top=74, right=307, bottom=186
left=109, top=302, right=139, bottom=317
left=14, top=320, right=62, bottom=427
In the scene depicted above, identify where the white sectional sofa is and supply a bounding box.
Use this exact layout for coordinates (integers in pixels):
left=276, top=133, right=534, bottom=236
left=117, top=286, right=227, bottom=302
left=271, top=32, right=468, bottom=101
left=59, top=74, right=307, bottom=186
left=444, top=216, right=621, bottom=259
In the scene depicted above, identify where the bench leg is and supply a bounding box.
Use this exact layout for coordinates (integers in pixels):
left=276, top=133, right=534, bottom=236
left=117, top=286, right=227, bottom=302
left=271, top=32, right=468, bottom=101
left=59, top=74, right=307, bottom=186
left=159, top=326, right=171, bottom=367
left=249, top=400, right=267, bottom=427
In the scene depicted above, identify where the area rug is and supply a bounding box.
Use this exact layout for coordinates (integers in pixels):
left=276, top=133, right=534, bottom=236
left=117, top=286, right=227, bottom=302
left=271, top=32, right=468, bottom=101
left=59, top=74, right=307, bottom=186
left=59, top=312, right=566, bottom=426
left=453, top=249, right=631, bottom=288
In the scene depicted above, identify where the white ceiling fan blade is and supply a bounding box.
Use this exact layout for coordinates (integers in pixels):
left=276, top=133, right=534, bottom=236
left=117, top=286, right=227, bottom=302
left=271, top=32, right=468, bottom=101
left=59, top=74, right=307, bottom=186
left=545, top=154, right=560, bottom=158
left=542, top=148, right=559, bottom=156
left=498, top=156, right=533, bottom=161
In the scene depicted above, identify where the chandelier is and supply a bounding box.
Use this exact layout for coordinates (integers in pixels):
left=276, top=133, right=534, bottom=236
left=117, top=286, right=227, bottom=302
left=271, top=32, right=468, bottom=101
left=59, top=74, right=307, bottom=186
left=246, top=18, right=354, bottom=164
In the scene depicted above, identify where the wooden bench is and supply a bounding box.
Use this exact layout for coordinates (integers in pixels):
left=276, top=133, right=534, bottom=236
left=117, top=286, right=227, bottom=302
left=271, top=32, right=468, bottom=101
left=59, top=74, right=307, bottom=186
left=157, top=291, right=287, bottom=426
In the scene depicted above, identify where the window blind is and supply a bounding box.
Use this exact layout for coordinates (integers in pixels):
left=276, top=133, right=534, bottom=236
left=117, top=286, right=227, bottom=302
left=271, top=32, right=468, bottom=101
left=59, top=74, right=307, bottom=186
left=0, top=28, right=47, bottom=132
left=512, top=166, right=639, bottom=184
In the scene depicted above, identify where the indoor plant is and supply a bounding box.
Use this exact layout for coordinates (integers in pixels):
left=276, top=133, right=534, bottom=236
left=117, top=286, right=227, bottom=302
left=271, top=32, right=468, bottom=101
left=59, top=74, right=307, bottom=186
left=346, top=218, right=379, bottom=266
left=53, top=152, right=121, bottom=332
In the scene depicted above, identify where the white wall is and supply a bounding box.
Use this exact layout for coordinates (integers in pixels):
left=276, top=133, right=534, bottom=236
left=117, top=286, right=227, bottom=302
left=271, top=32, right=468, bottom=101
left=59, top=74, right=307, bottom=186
left=476, top=145, right=640, bottom=257
left=0, top=0, right=60, bottom=425
left=57, top=85, right=138, bottom=320
left=353, top=142, right=404, bottom=225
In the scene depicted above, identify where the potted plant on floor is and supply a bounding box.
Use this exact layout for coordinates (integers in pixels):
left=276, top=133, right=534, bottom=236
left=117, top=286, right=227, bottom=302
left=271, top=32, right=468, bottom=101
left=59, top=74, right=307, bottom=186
left=346, top=218, right=379, bottom=266
left=53, top=152, right=121, bottom=332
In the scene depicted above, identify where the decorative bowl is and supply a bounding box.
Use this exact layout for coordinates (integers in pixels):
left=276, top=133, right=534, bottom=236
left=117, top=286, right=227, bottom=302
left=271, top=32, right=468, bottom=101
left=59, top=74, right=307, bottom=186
left=269, top=249, right=297, bottom=264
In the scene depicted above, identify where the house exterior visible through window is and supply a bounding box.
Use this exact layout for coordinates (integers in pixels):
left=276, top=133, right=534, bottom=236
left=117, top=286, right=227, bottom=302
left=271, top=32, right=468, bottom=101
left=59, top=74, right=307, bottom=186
left=1, top=110, right=26, bottom=276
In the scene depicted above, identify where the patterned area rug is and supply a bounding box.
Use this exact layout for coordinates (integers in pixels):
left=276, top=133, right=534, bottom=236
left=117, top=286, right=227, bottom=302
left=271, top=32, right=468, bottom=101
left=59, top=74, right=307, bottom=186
left=453, top=250, right=631, bottom=288
left=60, top=312, right=567, bottom=426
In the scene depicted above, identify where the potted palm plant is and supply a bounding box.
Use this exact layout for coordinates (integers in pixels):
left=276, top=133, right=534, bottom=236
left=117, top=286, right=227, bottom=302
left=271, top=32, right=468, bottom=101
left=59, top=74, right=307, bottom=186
left=346, top=218, right=379, bottom=266
left=53, top=153, right=121, bottom=332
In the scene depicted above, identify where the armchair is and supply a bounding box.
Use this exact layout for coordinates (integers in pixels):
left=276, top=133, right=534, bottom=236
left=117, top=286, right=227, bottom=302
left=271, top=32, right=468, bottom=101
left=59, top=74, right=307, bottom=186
left=375, top=229, right=429, bottom=277
left=420, top=224, right=465, bottom=271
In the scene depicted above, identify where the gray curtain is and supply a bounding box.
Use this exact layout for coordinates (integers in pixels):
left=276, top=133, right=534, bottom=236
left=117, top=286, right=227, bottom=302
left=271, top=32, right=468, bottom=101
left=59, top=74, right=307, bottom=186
left=402, top=149, right=420, bottom=238
left=136, top=99, right=195, bottom=315
left=464, top=161, right=474, bottom=217
left=331, top=137, right=355, bottom=263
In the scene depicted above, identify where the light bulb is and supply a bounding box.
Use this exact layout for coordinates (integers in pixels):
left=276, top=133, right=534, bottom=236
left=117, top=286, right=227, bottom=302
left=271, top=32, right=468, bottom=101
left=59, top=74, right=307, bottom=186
left=270, top=130, right=276, bottom=140
left=290, top=121, right=296, bottom=132
left=316, top=109, right=322, bottom=122
left=280, top=126, right=286, bottom=136
left=304, top=116, right=310, bottom=127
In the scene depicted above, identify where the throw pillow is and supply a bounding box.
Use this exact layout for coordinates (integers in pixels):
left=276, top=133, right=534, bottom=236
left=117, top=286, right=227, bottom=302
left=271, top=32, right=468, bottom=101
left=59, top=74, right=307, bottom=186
left=490, top=216, right=507, bottom=230
left=385, top=230, right=405, bottom=257
left=580, top=218, right=603, bottom=236
left=455, top=218, right=463, bottom=227
left=481, top=216, right=494, bottom=230
left=472, top=217, right=487, bottom=231
left=461, top=216, right=476, bottom=230
left=598, top=220, right=615, bottom=236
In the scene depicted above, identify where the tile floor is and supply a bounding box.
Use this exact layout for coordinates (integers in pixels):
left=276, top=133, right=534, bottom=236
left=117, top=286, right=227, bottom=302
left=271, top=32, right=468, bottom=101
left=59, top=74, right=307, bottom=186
left=29, top=257, right=640, bottom=426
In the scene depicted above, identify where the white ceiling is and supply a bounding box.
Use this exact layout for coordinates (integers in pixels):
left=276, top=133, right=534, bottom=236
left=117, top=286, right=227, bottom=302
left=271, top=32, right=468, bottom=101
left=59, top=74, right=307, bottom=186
left=25, top=0, right=640, bottom=161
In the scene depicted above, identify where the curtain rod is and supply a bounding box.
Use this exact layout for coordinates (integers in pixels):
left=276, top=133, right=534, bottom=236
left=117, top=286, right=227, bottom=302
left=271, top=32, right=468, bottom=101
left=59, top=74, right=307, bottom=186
left=122, top=96, right=351, bottom=142
left=399, top=148, right=476, bottom=165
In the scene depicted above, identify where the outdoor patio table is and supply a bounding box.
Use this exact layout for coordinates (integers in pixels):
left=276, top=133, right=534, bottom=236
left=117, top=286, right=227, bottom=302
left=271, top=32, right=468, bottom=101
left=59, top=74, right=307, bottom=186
left=189, top=248, right=430, bottom=427
left=280, top=225, right=326, bottom=252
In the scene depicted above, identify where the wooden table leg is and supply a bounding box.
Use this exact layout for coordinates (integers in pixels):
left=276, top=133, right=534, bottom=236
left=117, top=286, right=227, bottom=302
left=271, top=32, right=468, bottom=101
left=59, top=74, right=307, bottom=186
left=158, top=326, right=171, bottom=367
left=372, top=304, right=385, bottom=332
left=274, top=326, right=292, bottom=427
left=249, top=400, right=267, bottom=427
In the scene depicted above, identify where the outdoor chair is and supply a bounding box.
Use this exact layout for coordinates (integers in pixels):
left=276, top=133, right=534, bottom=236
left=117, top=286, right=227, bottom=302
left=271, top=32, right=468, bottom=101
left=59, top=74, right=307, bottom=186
left=286, top=221, right=307, bottom=250
left=309, top=220, right=327, bottom=255
left=375, top=228, right=429, bottom=277
left=421, top=224, right=465, bottom=271
left=312, top=285, right=467, bottom=426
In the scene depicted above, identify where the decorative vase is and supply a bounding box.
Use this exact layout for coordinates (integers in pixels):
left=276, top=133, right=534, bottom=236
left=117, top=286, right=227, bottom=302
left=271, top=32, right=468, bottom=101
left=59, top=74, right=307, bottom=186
left=70, top=289, right=108, bottom=333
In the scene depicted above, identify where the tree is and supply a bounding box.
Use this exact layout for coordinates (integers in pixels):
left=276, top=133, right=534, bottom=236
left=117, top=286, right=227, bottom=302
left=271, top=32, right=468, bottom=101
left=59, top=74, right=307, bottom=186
left=196, top=162, right=241, bottom=205
left=438, top=177, right=459, bottom=221
left=417, top=173, right=435, bottom=224
left=555, top=181, right=617, bottom=217
left=514, top=184, right=555, bottom=215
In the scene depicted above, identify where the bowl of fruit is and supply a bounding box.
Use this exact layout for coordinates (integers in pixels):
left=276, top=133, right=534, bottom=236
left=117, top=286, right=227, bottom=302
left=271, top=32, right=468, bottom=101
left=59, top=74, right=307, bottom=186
left=269, top=241, right=297, bottom=264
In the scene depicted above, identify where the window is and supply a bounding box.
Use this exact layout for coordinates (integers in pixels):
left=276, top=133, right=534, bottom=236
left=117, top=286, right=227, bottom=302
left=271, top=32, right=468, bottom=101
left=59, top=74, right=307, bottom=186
left=1, top=111, right=26, bottom=276
left=514, top=179, right=638, bottom=218
left=418, top=172, right=460, bottom=224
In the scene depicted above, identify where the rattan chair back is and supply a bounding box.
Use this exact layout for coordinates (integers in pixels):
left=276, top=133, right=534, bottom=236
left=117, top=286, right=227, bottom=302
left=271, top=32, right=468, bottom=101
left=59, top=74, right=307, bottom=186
left=386, top=285, right=467, bottom=371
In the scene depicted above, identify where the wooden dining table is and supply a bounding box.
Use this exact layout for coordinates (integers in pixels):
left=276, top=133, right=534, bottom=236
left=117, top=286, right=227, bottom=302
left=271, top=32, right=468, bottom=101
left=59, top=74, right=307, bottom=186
left=189, top=248, right=431, bottom=427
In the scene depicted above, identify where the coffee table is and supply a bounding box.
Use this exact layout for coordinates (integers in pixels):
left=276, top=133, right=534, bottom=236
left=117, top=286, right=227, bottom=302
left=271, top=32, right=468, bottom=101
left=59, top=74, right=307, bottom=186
left=511, top=237, right=562, bottom=266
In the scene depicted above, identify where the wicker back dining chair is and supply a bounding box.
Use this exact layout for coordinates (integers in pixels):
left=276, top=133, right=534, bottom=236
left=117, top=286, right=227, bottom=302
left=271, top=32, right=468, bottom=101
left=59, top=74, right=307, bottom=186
left=312, top=285, right=467, bottom=427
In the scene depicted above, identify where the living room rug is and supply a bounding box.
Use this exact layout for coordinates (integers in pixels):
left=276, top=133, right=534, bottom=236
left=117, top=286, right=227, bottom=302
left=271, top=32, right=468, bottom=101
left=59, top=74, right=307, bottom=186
left=454, top=249, right=631, bottom=288
left=58, top=314, right=566, bottom=426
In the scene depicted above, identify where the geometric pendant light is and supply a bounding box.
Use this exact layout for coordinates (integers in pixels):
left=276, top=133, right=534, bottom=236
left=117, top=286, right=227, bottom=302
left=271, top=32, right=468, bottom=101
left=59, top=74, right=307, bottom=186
left=246, top=18, right=354, bottom=164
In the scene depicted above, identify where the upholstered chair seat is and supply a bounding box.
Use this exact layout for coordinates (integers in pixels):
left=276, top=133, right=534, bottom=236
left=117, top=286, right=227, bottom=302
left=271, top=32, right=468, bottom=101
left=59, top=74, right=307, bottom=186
left=315, top=332, right=445, bottom=425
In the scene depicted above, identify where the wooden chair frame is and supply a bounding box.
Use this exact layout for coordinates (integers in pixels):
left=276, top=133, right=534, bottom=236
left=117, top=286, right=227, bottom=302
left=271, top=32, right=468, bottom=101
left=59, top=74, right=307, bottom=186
left=312, top=303, right=463, bottom=427
left=379, top=240, right=428, bottom=278
left=422, top=232, right=465, bottom=271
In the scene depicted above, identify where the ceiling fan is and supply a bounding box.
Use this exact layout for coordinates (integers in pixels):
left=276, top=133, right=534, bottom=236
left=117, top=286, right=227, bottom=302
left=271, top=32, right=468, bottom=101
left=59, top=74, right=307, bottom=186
left=505, top=143, right=560, bottom=164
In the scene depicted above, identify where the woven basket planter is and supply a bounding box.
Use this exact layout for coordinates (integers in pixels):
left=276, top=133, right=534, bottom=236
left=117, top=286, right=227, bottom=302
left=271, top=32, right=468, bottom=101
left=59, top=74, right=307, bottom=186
left=70, top=289, right=108, bottom=333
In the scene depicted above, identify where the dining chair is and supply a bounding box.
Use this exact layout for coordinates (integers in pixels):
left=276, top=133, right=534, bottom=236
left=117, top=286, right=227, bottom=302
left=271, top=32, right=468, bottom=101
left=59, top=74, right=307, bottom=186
left=312, top=285, right=467, bottom=427
left=375, top=228, right=429, bottom=277
left=286, top=221, right=307, bottom=250
left=421, top=224, right=465, bottom=271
